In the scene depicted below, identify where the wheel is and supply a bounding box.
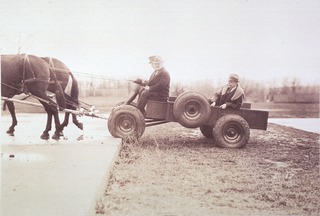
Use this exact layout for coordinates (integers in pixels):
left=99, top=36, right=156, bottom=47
left=114, top=101, right=137, bottom=107
left=173, top=91, right=211, bottom=128
left=213, top=114, right=250, bottom=148
left=108, top=105, right=145, bottom=139
left=200, top=125, right=213, bottom=138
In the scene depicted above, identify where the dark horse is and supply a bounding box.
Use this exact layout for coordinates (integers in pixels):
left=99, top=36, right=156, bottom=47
left=1, top=54, right=66, bottom=139
left=41, top=57, right=83, bottom=133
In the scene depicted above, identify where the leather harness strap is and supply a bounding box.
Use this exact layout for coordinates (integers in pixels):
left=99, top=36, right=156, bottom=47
left=21, top=54, right=50, bottom=94
left=22, top=54, right=36, bottom=81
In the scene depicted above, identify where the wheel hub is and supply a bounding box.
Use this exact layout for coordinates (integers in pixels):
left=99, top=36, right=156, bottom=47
left=117, top=116, right=135, bottom=133
left=223, top=124, right=242, bottom=143
left=185, top=101, right=200, bottom=118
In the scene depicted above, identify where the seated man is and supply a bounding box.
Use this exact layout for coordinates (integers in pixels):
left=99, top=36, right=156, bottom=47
left=125, top=55, right=170, bottom=113
left=209, top=73, right=244, bottom=109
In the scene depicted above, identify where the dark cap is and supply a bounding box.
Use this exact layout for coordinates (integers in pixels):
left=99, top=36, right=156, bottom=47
left=228, top=74, right=239, bottom=82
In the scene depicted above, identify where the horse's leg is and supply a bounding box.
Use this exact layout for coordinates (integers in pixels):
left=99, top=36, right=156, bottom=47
left=72, top=113, right=83, bottom=130
left=51, top=110, right=62, bottom=140
left=59, top=109, right=83, bottom=132
left=41, top=103, right=61, bottom=140
left=63, top=101, right=83, bottom=130
left=40, top=103, right=53, bottom=140
left=59, top=112, right=70, bottom=132
left=5, top=101, right=17, bottom=135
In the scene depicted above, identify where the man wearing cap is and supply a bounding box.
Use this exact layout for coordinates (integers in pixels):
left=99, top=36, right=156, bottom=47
left=209, top=74, right=244, bottom=109
left=125, top=55, right=170, bottom=113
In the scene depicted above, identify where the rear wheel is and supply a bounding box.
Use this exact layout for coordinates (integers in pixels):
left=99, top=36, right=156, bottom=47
left=213, top=114, right=250, bottom=148
left=200, top=125, right=213, bottom=138
left=108, top=105, right=145, bottom=139
left=173, top=91, right=210, bottom=128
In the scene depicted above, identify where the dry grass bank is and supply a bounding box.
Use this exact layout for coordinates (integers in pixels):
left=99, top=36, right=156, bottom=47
left=96, top=123, right=319, bottom=216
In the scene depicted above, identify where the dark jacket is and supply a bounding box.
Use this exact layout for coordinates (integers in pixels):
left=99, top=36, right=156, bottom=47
left=146, top=67, right=170, bottom=98
left=211, top=84, right=245, bottom=109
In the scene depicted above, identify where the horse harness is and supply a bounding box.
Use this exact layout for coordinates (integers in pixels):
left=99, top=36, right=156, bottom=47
left=47, top=57, right=73, bottom=97
left=20, top=54, right=50, bottom=94
left=1, top=55, right=55, bottom=107
left=1, top=54, right=44, bottom=94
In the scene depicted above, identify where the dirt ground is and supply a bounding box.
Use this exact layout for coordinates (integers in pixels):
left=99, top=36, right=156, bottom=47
left=96, top=122, right=319, bottom=216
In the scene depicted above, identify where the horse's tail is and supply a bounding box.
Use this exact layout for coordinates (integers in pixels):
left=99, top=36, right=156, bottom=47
left=69, top=72, right=80, bottom=107
left=2, top=100, right=7, bottom=111
left=49, top=70, right=66, bottom=109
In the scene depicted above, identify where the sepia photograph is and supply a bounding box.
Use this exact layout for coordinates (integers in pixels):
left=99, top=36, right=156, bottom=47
left=1, top=0, right=319, bottom=215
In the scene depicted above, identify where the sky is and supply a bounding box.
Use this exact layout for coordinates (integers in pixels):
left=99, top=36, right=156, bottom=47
left=1, top=0, right=320, bottom=86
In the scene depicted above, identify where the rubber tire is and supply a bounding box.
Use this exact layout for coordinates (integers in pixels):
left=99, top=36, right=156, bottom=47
left=213, top=114, right=250, bottom=148
left=114, top=101, right=137, bottom=107
left=173, top=91, right=211, bottom=128
left=108, top=105, right=145, bottom=139
left=200, top=125, right=213, bottom=138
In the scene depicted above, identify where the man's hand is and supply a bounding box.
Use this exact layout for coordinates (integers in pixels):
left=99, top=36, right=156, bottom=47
left=220, top=104, right=227, bottom=109
left=210, top=102, right=216, bottom=107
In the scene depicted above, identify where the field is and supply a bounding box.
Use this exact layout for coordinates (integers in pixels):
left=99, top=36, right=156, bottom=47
left=1, top=96, right=319, bottom=215
left=251, top=102, right=319, bottom=118
left=95, top=124, right=319, bottom=216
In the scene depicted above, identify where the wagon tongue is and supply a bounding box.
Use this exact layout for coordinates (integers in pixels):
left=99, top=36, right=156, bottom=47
left=46, top=91, right=55, bottom=98
left=76, top=106, right=108, bottom=119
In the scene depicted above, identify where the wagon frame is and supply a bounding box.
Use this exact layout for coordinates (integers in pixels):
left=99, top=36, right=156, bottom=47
left=108, top=91, right=269, bottom=148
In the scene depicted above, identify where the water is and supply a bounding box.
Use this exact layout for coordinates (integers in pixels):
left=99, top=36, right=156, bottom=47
left=268, top=118, right=320, bottom=134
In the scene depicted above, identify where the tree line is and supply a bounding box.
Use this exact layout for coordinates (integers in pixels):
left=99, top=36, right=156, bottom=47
left=77, top=77, right=319, bottom=103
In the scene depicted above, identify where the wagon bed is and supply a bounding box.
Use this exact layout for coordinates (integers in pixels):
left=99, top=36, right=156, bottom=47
left=145, top=98, right=268, bottom=130
left=108, top=91, right=269, bottom=148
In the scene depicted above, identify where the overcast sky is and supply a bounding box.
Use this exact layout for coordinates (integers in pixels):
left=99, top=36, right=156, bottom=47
left=1, top=0, right=319, bottom=86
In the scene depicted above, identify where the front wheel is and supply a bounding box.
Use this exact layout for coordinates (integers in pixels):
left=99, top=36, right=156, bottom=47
left=213, top=114, right=250, bottom=148
left=113, top=101, right=137, bottom=107
left=108, top=105, right=145, bottom=139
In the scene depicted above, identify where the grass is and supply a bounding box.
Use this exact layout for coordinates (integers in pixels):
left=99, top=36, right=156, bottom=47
left=96, top=124, right=320, bottom=216
left=93, top=98, right=319, bottom=215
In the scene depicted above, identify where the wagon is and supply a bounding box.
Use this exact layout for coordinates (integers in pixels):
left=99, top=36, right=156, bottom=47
left=108, top=91, right=269, bottom=148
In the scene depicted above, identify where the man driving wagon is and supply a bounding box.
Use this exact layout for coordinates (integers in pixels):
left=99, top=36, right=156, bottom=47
left=125, top=55, right=170, bottom=114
